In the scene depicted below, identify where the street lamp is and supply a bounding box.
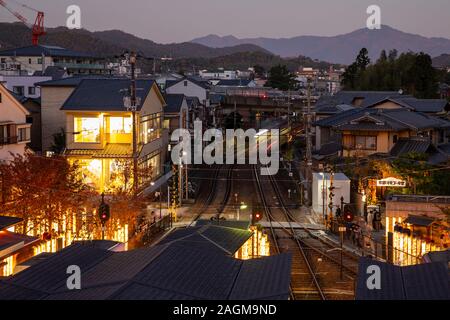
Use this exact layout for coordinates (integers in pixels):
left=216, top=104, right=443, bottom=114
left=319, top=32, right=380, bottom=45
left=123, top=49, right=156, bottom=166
left=237, top=202, right=247, bottom=220
left=151, top=181, right=162, bottom=219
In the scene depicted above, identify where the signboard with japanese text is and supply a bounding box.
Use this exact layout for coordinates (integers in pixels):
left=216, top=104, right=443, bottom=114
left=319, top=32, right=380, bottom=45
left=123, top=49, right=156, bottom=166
left=376, top=177, right=406, bottom=187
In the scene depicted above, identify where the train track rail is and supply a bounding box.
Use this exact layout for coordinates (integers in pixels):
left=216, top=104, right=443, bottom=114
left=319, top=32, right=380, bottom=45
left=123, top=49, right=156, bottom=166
left=217, top=165, right=234, bottom=215
left=253, top=164, right=325, bottom=300
left=188, top=164, right=222, bottom=226
left=255, top=165, right=358, bottom=300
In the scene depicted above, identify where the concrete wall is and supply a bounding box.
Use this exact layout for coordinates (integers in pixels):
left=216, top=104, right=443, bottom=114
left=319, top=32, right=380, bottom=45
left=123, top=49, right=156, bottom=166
left=40, top=86, right=75, bottom=152
left=0, top=75, right=51, bottom=98
left=166, top=80, right=207, bottom=102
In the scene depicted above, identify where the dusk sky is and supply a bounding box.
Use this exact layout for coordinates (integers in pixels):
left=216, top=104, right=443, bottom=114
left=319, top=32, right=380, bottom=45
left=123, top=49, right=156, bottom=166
left=1, top=0, right=450, bottom=43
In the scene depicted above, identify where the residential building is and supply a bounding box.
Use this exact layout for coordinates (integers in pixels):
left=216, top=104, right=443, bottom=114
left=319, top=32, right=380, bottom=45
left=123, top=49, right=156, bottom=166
left=61, top=78, right=167, bottom=193
left=0, top=45, right=110, bottom=76
left=38, top=76, right=109, bottom=153
left=164, top=94, right=189, bottom=135
left=165, top=77, right=210, bottom=104
left=0, top=75, right=51, bottom=98
left=384, top=195, right=450, bottom=265
left=0, top=83, right=31, bottom=161
left=9, top=93, right=42, bottom=153
left=314, top=108, right=450, bottom=158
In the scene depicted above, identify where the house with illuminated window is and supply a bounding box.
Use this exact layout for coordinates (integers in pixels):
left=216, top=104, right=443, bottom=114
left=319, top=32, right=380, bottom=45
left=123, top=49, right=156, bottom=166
left=0, top=83, right=31, bottom=161
left=61, top=78, right=167, bottom=193
left=314, top=108, right=450, bottom=158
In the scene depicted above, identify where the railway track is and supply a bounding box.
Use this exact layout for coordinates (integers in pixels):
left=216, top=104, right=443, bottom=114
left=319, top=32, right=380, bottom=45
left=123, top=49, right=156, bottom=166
left=254, top=165, right=358, bottom=300
left=253, top=165, right=325, bottom=300
left=217, top=165, right=234, bottom=215
left=188, top=164, right=222, bottom=226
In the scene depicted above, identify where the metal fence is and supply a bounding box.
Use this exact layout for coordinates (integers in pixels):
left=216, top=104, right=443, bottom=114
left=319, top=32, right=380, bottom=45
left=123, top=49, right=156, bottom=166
left=329, top=219, right=421, bottom=266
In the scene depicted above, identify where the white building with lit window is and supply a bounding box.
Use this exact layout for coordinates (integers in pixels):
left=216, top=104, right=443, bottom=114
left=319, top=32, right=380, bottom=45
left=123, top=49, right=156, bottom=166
left=0, top=83, right=31, bottom=161
left=60, top=78, right=167, bottom=193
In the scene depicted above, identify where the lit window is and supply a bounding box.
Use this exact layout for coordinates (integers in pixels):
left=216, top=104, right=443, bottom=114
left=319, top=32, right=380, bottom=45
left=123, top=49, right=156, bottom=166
left=109, top=117, right=132, bottom=134
left=74, top=117, right=100, bottom=143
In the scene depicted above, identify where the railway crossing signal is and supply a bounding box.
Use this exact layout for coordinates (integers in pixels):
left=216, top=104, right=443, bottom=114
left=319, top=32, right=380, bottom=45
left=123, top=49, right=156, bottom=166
left=252, top=211, right=263, bottom=225
left=98, top=193, right=110, bottom=223
left=343, top=210, right=354, bottom=223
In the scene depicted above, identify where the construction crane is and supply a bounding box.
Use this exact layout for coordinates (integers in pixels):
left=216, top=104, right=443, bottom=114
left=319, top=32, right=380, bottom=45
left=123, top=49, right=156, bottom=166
left=0, top=0, right=45, bottom=45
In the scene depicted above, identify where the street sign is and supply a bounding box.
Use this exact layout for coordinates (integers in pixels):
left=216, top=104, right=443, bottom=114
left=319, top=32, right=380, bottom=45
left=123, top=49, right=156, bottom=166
left=376, top=177, right=406, bottom=187
left=338, top=226, right=346, bottom=232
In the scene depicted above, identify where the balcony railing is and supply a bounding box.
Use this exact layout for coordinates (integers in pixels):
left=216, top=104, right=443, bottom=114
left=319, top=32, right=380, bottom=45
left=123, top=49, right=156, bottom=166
left=0, top=136, right=18, bottom=146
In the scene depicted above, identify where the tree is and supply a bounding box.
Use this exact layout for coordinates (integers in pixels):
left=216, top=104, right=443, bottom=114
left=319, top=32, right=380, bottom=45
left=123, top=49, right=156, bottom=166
left=253, top=64, right=265, bottom=78
left=265, top=64, right=298, bottom=91
left=356, top=48, right=370, bottom=70
left=342, top=48, right=439, bottom=98
left=0, top=152, right=91, bottom=235
left=51, top=128, right=66, bottom=154
left=392, top=152, right=433, bottom=194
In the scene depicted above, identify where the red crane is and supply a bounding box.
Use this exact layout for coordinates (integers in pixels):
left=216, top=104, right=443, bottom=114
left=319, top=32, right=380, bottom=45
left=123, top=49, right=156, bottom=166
left=0, top=0, right=45, bottom=45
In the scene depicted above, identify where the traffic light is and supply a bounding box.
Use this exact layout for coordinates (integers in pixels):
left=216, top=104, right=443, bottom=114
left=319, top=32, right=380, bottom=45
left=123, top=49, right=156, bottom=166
left=98, top=201, right=110, bottom=223
left=252, top=211, right=263, bottom=225
left=343, top=210, right=354, bottom=223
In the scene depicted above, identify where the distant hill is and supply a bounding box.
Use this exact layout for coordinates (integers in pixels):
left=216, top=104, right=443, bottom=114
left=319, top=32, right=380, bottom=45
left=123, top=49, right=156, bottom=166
left=192, top=25, right=450, bottom=64
left=0, top=22, right=270, bottom=59
left=0, top=22, right=339, bottom=73
left=433, top=54, right=450, bottom=69
left=168, top=51, right=339, bottom=74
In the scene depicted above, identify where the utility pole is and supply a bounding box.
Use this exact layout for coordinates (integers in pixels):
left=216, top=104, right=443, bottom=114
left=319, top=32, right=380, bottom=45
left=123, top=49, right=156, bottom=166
left=304, top=79, right=313, bottom=205
left=129, top=51, right=139, bottom=196
left=234, top=99, right=237, bottom=129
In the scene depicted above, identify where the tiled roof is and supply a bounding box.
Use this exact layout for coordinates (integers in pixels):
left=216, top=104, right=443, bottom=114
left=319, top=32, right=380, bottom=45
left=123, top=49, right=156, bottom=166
left=158, top=224, right=253, bottom=255
left=0, top=45, right=98, bottom=58
left=403, top=215, right=436, bottom=227
left=61, top=79, right=155, bottom=111
left=0, top=216, right=23, bottom=230
left=164, top=93, right=185, bottom=113
left=0, top=241, right=292, bottom=300
left=315, top=108, right=450, bottom=132
left=165, top=77, right=210, bottom=90
left=387, top=97, right=449, bottom=113
left=0, top=231, right=38, bottom=255
left=65, top=144, right=132, bottom=158
left=195, top=219, right=251, bottom=230
left=36, top=75, right=114, bottom=87
left=356, top=257, right=450, bottom=300
left=389, top=137, right=433, bottom=156
left=316, top=91, right=406, bottom=109
left=33, top=66, right=67, bottom=80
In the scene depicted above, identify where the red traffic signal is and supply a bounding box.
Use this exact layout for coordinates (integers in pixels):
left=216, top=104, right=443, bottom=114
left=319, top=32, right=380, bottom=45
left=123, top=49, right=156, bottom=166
left=98, top=203, right=110, bottom=223
left=343, top=211, right=354, bottom=223
left=252, top=212, right=263, bottom=225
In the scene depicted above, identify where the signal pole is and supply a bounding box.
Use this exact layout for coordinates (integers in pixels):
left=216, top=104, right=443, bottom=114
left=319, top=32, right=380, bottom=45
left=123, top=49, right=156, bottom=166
left=304, top=79, right=313, bottom=205
left=129, top=52, right=139, bottom=196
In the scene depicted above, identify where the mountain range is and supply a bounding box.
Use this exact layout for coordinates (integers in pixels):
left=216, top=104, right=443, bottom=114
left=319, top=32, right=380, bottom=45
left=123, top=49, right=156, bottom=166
left=1, top=22, right=449, bottom=71
left=191, top=25, right=450, bottom=64
left=0, top=22, right=270, bottom=59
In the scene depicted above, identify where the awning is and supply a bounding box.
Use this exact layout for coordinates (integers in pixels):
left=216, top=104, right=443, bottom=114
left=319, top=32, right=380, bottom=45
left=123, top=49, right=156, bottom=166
left=403, top=215, right=435, bottom=227
left=65, top=143, right=132, bottom=159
